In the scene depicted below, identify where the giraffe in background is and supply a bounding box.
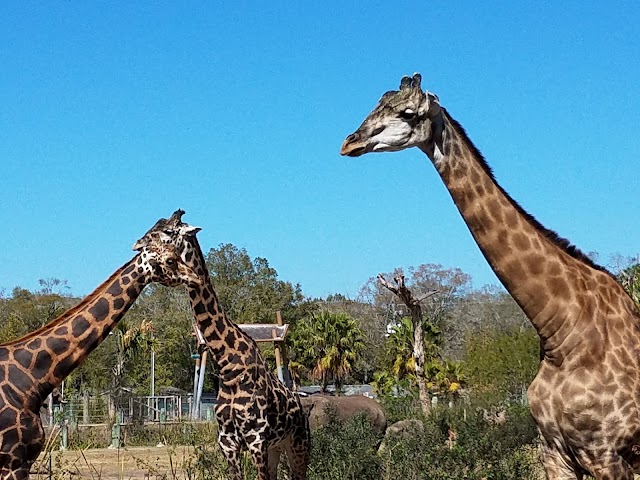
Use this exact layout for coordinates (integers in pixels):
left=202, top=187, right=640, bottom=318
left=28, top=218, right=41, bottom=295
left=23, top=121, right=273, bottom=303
left=134, top=210, right=310, bottom=480
left=0, top=236, right=202, bottom=479
left=341, top=73, right=640, bottom=479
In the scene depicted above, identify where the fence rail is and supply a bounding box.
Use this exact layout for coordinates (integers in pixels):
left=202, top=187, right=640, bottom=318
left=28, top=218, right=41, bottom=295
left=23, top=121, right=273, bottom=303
left=41, top=394, right=212, bottom=426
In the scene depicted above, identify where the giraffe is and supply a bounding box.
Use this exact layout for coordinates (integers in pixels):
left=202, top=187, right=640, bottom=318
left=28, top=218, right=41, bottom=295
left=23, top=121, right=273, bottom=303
left=134, top=210, right=311, bottom=480
left=340, top=73, right=640, bottom=480
left=0, top=240, right=202, bottom=480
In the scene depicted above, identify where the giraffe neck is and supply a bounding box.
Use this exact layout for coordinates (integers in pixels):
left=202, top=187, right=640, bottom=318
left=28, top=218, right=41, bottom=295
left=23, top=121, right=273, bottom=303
left=186, top=241, right=258, bottom=384
left=420, top=109, right=625, bottom=354
left=2, top=257, right=148, bottom=404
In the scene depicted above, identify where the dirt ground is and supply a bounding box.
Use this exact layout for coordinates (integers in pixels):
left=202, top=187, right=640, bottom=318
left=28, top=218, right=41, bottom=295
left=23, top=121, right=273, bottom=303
left=33, top=445, right=195, bottom=480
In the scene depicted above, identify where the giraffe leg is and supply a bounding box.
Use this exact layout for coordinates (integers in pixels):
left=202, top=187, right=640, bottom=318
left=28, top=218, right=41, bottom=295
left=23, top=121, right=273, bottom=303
left=541, top=445, right=582, bottom=480
left=285, top=435, right=310, bottom=480
left=0, top=466, right=31, bottom=480
left=267, top=444, right=283, bottom=479
left=217, top=431, right=243, bottom=480
left=248, top=443, right=271, bottom=480
left=590, top=456, right=634, bottom=480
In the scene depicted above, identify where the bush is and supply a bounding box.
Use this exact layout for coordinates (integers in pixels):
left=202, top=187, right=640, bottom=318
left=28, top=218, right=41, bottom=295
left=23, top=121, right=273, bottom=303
left=309, top=407, right=383, bottom=480
left=379, top=404, right=541, bottom=480
left=378, top=393, right=422, bottom=425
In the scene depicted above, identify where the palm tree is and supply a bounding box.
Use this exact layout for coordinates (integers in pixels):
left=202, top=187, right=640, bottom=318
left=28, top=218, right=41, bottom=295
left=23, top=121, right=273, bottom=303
left=382, top=315, right=465, bottom=404
left=290, top=311, right=364, bottom=394
left=112, top=319, right=154, bottom=392
left=386, top=316, right=442, bottom=380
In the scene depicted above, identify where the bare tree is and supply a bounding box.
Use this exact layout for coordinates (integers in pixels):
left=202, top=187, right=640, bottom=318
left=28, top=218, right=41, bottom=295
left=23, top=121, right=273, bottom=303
left=378, top=273, right=438, bottom=415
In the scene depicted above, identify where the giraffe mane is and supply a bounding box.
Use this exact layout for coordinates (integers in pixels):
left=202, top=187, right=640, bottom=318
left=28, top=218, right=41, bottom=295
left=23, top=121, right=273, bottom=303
left=442, top=108, right=614, bottom=279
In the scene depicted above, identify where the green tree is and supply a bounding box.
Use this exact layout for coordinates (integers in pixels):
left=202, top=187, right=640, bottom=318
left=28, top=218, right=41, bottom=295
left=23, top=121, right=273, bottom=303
left=289, top=311, right=365, bottom=393
left=112, top=318, right=154, bottom=391
left=123, top=285, right=198, bottom=393
left=205, top=243, right=306, bottom=325
left=385, top=316, right=441, bottom=379
left=382, top=315, right=464, bottom=404
left=464, top=326, right=539, bottom=405
left=0, top=281, right=74, bottom=339
left=618, top=262, right=640, bottom=307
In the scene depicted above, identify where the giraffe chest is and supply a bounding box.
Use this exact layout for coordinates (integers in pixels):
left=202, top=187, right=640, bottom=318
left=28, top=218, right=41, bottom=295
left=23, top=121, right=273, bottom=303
left=0, top=407, right=44, bottom=470
left=529, top=358, right=640, bottom=454
left=215, top=383, right=298, bottom=444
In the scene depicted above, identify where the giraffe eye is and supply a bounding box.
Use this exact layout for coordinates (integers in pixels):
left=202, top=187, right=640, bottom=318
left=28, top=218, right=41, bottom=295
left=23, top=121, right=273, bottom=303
left=166, top=258, right=175, bottom=266
left=399, top=109, right=416, bottom=120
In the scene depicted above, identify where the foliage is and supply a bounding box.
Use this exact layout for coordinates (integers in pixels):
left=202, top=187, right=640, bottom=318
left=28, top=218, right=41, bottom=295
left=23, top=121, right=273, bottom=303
left=0, top=280, right=75, bottom=344
left=378, top=404, right=541, bottom=480
left=464, top=326, right=539, bottom=405
left=378, top=391, right=422, bottom=425
left=288, top=311, right=365, bottom=393
left=205, top=243, right=306, bottom=325
left=374, top=313, right=465, bottom=403
left=111, top=318, right=154, bottom=393
left=618, top=262, right=640, bottom=307
left=445, top=286, right=530, bottom=359
left=309, top=408, right=383, bottom=479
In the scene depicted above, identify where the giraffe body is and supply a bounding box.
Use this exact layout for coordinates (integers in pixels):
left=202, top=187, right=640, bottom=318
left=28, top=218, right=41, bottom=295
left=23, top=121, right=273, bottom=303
left=0, top=241, right=201, bottom=480
left=135, top=211, right=310, bottom=480
left=341, top=73, right=640, bottom=479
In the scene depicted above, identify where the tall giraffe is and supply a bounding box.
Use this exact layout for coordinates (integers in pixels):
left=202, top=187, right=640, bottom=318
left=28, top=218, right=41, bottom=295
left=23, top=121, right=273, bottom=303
left=0, top=240, right=202, bottom=480
left=341, top=73, right=640, bottom=480
left=134, top=210, right=310, bottom=480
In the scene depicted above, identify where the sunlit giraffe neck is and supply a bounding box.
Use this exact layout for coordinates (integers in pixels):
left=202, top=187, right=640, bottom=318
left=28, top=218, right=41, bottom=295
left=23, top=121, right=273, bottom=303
left=341, top=73, right=640, bottom=479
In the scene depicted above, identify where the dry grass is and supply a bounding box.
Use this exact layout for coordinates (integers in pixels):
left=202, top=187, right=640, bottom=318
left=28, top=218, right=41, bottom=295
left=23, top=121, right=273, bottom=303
left=34, top=445, right=195, bottom=480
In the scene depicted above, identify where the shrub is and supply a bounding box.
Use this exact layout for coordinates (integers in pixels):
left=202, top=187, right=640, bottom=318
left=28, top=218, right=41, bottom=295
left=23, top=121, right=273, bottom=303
left=309, top=407, right=383, bottom=480
left=379, top=404, right=541, bottom=480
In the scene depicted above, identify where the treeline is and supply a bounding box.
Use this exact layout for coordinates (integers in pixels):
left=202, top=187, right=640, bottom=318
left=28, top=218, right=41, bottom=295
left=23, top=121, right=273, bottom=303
left=1, top=243, right=638, bottom=409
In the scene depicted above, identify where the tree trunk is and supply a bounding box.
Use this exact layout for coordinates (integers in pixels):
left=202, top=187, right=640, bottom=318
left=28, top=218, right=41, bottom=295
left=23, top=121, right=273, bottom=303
left=412, top=316, right=431, bottom=415
left=378, top=274, right=438, bottom=417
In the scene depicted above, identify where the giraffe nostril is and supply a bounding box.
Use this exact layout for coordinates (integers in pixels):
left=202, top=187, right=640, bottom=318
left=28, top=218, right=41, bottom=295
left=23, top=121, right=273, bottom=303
left=346, top=132, right=360, bottom=144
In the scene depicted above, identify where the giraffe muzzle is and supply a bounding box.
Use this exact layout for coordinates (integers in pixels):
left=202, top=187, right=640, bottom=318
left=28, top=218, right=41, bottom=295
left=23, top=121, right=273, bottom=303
left=340, top=132, right=367, bottom=157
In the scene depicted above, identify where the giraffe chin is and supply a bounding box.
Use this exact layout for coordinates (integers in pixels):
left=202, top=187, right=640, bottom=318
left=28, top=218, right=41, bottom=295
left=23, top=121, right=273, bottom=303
left=339, top=141, right=368, bottom=157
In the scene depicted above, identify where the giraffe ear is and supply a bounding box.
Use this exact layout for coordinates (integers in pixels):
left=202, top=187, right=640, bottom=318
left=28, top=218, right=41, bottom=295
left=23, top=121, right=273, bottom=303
left=132, top=239, right=146, bottom=251
left=182, top=225, right=202, bottom=236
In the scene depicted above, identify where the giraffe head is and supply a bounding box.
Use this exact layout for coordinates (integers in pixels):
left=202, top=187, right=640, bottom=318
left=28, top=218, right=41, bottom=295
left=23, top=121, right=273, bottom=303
left=135, top=242, right=203, bottom=287
left=340, top=73, right=443, bottom=157
left=133, top=210, right=204, bottom=274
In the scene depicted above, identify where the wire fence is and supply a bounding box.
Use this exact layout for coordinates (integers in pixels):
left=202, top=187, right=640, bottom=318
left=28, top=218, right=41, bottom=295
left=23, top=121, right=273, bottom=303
left=41, top=394, right=211, bottom=426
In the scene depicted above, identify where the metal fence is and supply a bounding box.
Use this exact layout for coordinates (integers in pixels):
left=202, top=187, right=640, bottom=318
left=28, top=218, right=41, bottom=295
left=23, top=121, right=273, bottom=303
left=41, top=394, right=206, bottom=426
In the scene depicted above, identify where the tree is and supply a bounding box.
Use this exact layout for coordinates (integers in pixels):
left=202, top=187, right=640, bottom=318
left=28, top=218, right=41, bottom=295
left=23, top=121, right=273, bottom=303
left=464, top=326, right=539, bottom=405
left=289, top=311, right=364, bottom=393
left=0, top=280, right=75, bottom=339
left=112, top=319, right=154, bottom=393
left=378, top=273, right=439, bottom=414
left=618, top=262, right=640, bottom=307
left=205, top=243, right=307, bottom=325
left=317, top=295, right=380, bottom=384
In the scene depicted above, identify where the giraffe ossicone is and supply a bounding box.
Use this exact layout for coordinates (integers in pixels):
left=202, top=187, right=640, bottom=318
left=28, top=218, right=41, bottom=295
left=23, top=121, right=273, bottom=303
left=342, top=73, right=640, bottom=480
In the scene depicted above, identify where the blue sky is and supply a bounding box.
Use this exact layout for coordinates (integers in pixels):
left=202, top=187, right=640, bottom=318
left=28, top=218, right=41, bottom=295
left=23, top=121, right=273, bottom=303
left=1, top=2, right=639, bottom=300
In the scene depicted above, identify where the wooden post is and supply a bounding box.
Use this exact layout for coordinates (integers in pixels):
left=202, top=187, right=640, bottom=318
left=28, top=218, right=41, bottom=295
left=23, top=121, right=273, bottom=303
left=190, top=353, right=200, bottom=420
left=275, top=311, right=291, bottom=387
left=194, top=349, right=208, bottom=420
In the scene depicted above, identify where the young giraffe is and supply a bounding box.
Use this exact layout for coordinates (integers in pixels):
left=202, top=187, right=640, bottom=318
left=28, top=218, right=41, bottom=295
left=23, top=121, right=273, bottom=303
left=134, top=210, right=310, bottom=480
left=341, top=73, right=640, bottom=480
left=0, top=241, right=202, bottom=480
